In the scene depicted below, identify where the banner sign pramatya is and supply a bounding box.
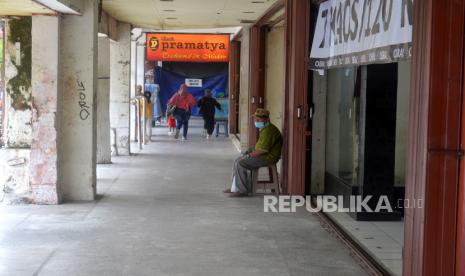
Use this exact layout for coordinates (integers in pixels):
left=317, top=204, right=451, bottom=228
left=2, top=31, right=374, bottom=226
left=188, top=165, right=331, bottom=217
left=146, top=33, right=230, bottom=63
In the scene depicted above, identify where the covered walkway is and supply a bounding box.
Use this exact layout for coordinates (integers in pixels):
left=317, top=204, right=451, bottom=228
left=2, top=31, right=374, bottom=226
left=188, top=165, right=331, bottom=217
left=0, top=121, right=367, bottom=276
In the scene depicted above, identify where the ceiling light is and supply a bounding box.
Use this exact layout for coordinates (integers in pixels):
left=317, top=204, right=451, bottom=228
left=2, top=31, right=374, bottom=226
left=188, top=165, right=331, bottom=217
left=166, top=17, right=178, bottom=20
left=243, top=11, right=255, bottom=14
left=163, top=9, right=176, bottom=12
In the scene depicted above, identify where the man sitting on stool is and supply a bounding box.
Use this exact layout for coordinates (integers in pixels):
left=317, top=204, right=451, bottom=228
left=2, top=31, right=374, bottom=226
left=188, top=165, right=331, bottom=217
left=224, top=108, right=283, bottom=197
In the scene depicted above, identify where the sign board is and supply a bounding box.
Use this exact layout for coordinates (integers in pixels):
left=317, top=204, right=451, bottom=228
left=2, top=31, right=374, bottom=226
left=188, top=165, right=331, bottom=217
left=310, top=0, right=413, bottom=70
left=185, top=78, right=203, bottom=87
left=146, top=33, right=230, bottom=62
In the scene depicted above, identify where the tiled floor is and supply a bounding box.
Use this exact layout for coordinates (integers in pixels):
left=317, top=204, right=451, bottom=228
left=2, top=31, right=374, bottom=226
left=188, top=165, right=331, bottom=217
left=327, top=212, right=404, bottom=275
left=0, top=119, right=368, bottom=276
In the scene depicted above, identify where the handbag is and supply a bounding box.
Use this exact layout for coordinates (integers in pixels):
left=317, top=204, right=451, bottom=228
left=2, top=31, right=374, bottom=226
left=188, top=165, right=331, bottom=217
left=166, top=95, right=179, bottom=116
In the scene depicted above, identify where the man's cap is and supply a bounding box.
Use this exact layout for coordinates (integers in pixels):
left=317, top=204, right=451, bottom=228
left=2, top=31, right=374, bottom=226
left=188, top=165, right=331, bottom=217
left=253, top=108, right=270, bottom=118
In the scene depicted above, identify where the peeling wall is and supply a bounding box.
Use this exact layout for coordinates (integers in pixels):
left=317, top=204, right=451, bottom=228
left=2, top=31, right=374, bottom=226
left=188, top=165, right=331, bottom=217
left=0, top=149, right=31, bottom=204
left=110, top=23, right=131, bottom=156
left=4, top=17, right=32, bottom=148
left=264, top=25, right=285, bottom=132
left=0, top=18, right=33, bottom=205
left=29, top=16, right=60, bottom=204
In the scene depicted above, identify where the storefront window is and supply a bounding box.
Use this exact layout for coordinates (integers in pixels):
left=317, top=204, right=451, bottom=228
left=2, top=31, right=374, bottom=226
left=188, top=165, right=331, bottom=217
left=325, top=67, right=359, bottom=186
left=394, top=61, right=411, bottom=189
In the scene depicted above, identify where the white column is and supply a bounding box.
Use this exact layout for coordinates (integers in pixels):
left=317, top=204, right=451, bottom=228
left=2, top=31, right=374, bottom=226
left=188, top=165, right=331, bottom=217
left=110, top=23, right=131, bottom=156
left=97, top=37, right=111, bottom=163
left=58, top=0, right=98, bottom=200
left=239, top=27, right=251, bottom=151
left=29, top=16, right=60, bottom=204
left=130, top=40, right=137, bottom=141
left=136, top=44, right=145, bottom=89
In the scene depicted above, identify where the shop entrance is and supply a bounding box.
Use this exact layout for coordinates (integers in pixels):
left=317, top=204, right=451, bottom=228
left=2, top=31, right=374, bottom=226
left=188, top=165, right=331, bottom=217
left=310, top=60, right=410, bottom=275
left=362, top=63, right=402, bottom=219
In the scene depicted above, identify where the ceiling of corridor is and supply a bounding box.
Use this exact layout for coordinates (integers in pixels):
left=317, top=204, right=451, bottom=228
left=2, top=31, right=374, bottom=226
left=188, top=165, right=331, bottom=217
left=0, top=0, right=55, bottom=16
left=103, top=0, right=279, bottom=29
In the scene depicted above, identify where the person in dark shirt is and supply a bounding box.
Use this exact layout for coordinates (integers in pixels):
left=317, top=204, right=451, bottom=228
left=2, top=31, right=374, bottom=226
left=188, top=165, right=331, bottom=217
left=197, top=89, right=222, bottom=138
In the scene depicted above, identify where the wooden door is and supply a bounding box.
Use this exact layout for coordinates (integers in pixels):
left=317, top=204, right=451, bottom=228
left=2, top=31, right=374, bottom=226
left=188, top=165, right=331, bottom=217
left=456, top=35, right=465, bottom=276
left=404, top=0, right=465, bottom=275
left=248, top=26, right=266, bottom=146
left=282, top=0, right=310, bottom=196
left=229, top=41, right=240, bottom=134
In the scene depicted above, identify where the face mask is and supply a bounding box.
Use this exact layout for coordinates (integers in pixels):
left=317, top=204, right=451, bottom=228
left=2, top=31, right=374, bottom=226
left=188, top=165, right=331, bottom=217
left=254, top=122, right=267, bottom=129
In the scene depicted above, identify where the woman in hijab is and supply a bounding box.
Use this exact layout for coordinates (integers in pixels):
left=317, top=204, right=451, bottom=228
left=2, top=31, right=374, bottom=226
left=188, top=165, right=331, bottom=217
left=167, top=84, right=196, bottom=140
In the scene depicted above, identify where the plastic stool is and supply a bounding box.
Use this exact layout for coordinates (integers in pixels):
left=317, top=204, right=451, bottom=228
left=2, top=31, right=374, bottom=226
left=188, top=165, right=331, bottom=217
left=215, top=120, right=229, bottom=137
left=250, top=163, right=279, bottom=196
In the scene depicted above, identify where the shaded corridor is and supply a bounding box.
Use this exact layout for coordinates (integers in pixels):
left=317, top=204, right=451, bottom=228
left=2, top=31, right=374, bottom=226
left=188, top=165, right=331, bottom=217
left=0, top=120, right=367, bottom=276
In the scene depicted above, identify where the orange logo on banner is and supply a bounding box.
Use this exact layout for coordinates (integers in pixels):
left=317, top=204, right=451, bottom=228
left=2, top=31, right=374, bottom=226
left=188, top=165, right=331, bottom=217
left=146, top=33, right=230, bottom=62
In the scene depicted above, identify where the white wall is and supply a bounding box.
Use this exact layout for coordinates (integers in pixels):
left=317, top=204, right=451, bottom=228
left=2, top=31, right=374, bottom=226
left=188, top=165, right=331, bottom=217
left=264, top=25, right=285, bottom=131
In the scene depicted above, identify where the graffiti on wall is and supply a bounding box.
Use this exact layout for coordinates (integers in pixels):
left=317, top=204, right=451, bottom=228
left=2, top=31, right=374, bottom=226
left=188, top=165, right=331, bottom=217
left=77, top=80, right=90, bottom=120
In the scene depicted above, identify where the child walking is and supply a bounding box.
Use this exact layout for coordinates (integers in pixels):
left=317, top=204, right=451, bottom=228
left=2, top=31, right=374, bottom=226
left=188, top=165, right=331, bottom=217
left=167, top=114, right=176, bottom=135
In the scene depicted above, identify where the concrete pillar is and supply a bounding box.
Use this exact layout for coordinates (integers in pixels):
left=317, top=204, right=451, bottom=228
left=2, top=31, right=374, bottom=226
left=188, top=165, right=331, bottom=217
left=311, top=71, right=327, bottom=195
left=29, top=16, right=60, bottom=204
left=58, top=0, right=98, bottom=200
left=130, top=40, right=137, bottom=141
left=239, top=27, right=251, bottom=151
left=97, top=37, right=111, bottom=163
left=110, top=23, right=131, bottom=156
left=0, top=17, right=33, bottom=204
left=136, top=43, right=145, bottom=89
left=130, top=37, right=146, bottom=142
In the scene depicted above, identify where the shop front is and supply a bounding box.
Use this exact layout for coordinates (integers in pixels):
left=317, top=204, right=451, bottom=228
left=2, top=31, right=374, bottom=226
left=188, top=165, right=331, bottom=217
left=245, top=0, right=464, bottom=275
left=309, top=0, right=412, bottom=274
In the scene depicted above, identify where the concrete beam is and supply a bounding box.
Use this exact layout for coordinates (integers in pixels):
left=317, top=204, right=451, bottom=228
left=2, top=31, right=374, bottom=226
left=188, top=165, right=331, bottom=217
left=58, top=0, right=98, bottom=201
left=98, top=10, right=119, bottom=41
left=33, top=0, right=82, bottom=14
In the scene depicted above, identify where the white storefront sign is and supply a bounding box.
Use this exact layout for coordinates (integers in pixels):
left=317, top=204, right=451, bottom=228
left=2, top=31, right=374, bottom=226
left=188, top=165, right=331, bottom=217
left=185, top=78, right=203, bottom=87
left=310, top=0, right=413, bottom=70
